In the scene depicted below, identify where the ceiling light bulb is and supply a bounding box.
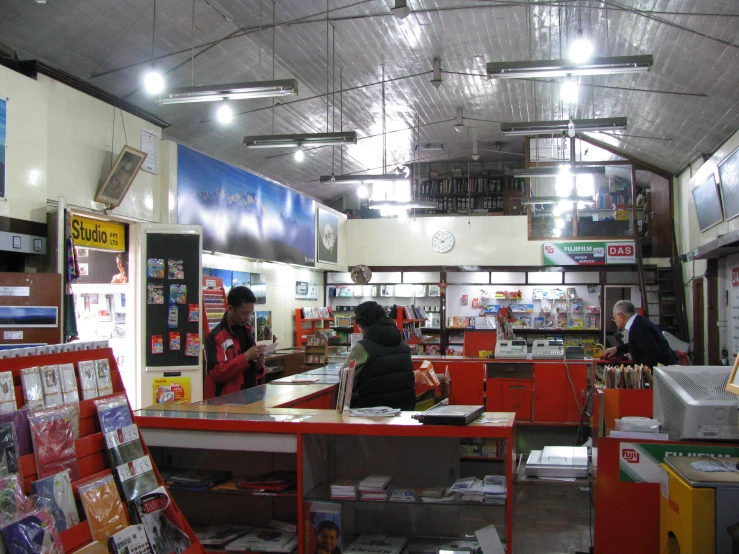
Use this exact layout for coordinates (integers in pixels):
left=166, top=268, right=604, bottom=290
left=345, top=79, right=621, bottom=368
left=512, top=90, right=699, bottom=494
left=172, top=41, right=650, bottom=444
left=556, top=218, right=565, bottom=230
left=561, top=77, right=579, bottom=104
left=357, top=184, right=369, bottom=198
left=216, top=102, right=233, bottom=124
left=143, top=69, right=165, bottom=95
left=294, top=148, right=305, bottom=162
left=569, top=34, right=594, bottom=64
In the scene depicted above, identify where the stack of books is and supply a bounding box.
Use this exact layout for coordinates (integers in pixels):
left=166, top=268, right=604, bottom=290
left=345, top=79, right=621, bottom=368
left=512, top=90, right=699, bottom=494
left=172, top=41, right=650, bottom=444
left=224, top=528, right=298, bottom=553
left=330, top=479, right=357, bottom=500
left=345, top=535, right=407, bottom=554
left=193, top=524, right=252, bottom=547
left=447, top=475, right=507, bottom=504
left=164, top=468, right=232, bottom=491
left=481, top=475, right=507, bottom=505
left=234, top=470, right=297, bottom=493
left=358, top=475, right=391, bottom=501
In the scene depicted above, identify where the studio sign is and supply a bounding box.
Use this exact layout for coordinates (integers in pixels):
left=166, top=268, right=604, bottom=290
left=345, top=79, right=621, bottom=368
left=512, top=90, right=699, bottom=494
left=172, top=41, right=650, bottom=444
left=70, top=214, right=125, bottom=251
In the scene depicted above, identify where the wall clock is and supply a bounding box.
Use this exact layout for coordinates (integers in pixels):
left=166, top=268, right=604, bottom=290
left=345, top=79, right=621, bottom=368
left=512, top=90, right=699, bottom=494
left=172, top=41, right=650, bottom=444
left=432, top=230, right=455, bottom=253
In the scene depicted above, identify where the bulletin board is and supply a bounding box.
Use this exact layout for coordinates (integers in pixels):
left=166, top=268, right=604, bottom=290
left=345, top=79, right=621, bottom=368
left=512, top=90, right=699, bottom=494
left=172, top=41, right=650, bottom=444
left=0, top=273, right=62, bottom=346
left=144, top=233, right=201, bottom=368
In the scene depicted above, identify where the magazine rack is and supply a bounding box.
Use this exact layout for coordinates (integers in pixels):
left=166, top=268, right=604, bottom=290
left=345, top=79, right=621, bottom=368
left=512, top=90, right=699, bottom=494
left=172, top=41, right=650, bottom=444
left=135, top=403, right=516, bottom=554
left=202, top=276, right=227, bottom=339
left=2, top=347, right=205, bottom=554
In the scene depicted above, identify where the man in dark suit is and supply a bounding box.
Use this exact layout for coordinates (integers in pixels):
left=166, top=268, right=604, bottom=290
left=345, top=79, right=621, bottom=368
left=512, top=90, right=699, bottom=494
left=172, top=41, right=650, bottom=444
left=604, top=300, right=679, bottom=368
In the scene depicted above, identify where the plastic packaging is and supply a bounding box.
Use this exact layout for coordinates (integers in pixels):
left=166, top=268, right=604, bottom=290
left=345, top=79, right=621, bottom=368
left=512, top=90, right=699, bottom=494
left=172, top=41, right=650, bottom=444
left=28, top=405, right=80, bottom=481
left=615, top=417, right=661, bottom=433
left=31, top=469, right=80, bottom=532
left=94, top=359, right=114, bottom=397
left=78, top=360, right=99, bottom=400
left=0, top=409, right=32, bottom=456
left=116, top=454, right=159, bottom=502
left=40, top=366, right=62, bottom=407
left=0, top=372, right=17, bottom=414
left=78, top=474, right=130, bottom=541
left=94, top=394, right=132, bottom=434
left=104, top=423, right=144, bottom=468
left=0, top=421, right=20, bottom=476
left=0, top=507, right=64, bottom=554
left=0, top=473, right=33, bottom=524
left=20, top=367, right=44, bottom=409
left=58, top=363, right=79, bottom=404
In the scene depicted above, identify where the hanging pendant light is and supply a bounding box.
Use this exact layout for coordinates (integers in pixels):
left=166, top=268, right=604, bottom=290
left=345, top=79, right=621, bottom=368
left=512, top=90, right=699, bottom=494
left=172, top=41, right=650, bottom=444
left=143, top=0, right=166, bottom=95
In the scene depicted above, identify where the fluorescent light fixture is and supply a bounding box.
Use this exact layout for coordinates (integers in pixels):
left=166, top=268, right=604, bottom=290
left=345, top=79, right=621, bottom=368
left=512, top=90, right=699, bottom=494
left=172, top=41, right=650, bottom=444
left=368, top=200, right=437, bottom=209
left=501, top=117, right=627, bottom=136
left=487, top=55, right=653, bottom=79
left=513, top=166, right=605, bottom=178
left=416, top=143, right=444, bottom=152
left=157, top=79, right=298, bottom=105
left=454, top=107, right=464, bottom=132
left=319, top=173, right=408, bottom=185
left=391, top=0, right=411, bottom=19
left=520, top=196, right=594, bottom=205
left=431, top=57, right=442, bottom=89
left=244, top=131, right=357, bottom=148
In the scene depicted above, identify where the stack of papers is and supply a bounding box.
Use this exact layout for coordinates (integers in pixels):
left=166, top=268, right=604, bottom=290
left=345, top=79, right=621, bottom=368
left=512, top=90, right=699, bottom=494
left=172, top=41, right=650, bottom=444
left=225, top=528, right=297, bottom=553
left=481, top=475, right=507, bottom=505
left=345, top=535, right=407, bottom=554
left=330, top=479, right=357, bottom=500
left=193, top=524, right=252, bottom=546
left=348, top=407, right=401, bottom=417
left=359, top=475, right=391, bottom=501
left=388, top=488, right=417, bottom=503
left=447, top=475, right=507, bottom=504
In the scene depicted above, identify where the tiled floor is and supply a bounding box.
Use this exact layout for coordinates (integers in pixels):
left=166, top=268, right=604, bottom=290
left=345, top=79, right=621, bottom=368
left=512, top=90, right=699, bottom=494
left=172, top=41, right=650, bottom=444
left=513, top=482, right=593, bottom=554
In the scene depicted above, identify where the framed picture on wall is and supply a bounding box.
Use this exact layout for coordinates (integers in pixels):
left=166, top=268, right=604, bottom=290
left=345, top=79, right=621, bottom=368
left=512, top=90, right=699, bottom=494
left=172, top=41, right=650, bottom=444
left=94, top=145, right=147, bottom=208
left=718, top=146, right=739, bottom=221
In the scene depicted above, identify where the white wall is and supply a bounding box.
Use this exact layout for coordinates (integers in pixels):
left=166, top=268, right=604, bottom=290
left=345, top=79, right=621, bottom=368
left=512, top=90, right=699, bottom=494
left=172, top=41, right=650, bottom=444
left=0, top=67, right=48, bottom=223
left=346, top=215, right=546, bottom=266
left=676, top=128, right=739, bottom=361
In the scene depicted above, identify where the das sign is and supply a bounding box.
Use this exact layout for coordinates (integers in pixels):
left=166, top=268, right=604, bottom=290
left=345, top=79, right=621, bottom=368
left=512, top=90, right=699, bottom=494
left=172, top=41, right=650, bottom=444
left=606, top=242, right=636, bottom=264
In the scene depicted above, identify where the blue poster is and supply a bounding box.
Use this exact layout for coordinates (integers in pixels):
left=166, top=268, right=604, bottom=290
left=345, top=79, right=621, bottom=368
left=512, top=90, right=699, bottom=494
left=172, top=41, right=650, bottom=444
left=0, top=98, right=6, bottom=199
left=177, top=145, right=316, bottom=266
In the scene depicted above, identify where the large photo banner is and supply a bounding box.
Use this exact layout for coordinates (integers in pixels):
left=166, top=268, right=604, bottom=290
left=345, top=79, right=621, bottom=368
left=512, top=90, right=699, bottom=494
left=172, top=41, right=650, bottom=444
left=177, top=145, right=316, bottom=266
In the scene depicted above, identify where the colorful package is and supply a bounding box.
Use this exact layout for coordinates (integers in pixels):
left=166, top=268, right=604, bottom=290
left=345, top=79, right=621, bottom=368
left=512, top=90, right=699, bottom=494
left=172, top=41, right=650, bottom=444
left=109, top=524, right=153, bottom=554
left=78, top=474, right=130, bottom=541
left=167, top=259, right=184, bottom=280
left=28, top=405, right=80, bottom=481
left=78, top=360, right=99, bottom=400
left=169, top=285, right=187, bottom=305
left=0, top=409, right=32, bottom=456
left=0, top=372, right=17, bottom=414
left=40, top=365, right=62, bottom=407
left=146, top=259, right=164, bottom=279
left=0, top=421, right=20, bottom=476
left=94, top=358, right=114, bottom=396
left=20, top=367, right=44, bottom=409
left=151, top=335, right=164, bottom=355
left=147, top=284, right=164, bottom=305
left=94, top=394, right=132, bottom=434
left=104, top=423, right=145, bottom=468
left=168, top=306, right=179, bottom=329
left=0, top=473, right=33, bottom=524
left=132, top=487, right=191, bottom=554
left=31, top=470, right=80, bottom=532
left=0, top=508, right=64, bottom=554
left=169, top=332, right=181, bottom=351
left=188, top=304, right=199, bottom=322
left=58, top=364, right=79, bottom=404
left=184, top=333, right=200, bottom=357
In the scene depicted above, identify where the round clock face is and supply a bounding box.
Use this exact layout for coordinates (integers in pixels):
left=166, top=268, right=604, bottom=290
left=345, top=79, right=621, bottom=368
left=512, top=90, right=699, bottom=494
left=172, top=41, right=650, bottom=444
left=432, top=230, right=455, bottom=253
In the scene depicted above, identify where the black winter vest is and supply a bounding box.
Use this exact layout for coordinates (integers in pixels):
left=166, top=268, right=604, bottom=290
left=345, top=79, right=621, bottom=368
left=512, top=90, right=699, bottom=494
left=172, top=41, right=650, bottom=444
left=354, top=318, right=416, bottom=410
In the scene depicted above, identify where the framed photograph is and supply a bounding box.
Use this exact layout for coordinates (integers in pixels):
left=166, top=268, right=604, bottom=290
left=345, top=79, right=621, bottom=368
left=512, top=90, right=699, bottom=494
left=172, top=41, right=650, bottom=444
left=691, top=173, right=723, bottom=232
left=317, top=207, right=339, bottom=264
left=12, top=236, right=20, bottom=249
left=718, top=146, right=739, bottom=221
left=94, top=145, right=147, bottom=207
left=0, top=306, right=58, bottom=328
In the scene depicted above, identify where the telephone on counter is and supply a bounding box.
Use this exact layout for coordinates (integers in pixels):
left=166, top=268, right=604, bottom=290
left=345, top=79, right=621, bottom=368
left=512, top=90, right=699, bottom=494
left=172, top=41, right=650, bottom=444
left=494, top=339, right=528, bottom=359
left=532, top=339, right=565, bottom=359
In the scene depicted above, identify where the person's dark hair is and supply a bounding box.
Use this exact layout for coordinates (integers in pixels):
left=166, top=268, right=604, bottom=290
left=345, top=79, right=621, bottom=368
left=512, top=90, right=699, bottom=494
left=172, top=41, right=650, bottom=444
left=355, top=301, right=386, bottom=328
left=227, top=285, right=257, bottom=307
left=317, top=520, right=340, bottom=537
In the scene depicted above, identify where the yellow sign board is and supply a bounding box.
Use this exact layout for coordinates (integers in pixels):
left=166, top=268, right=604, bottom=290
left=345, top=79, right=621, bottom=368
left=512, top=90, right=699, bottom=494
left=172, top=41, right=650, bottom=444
left=153, top=377, right=191, bottom=405
left=70, top=215, right=125, bottom=251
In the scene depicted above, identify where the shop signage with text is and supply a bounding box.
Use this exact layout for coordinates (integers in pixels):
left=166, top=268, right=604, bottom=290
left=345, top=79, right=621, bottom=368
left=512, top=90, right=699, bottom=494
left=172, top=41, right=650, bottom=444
left=732, top=267, right=739, bottom=287
left=543, top=241, right=636, bottom=266
left=70, top=215, right=125, bottom=251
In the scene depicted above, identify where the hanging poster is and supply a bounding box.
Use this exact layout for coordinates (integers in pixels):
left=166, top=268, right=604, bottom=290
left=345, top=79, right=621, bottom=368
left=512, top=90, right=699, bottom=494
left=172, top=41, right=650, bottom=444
left=296, top=281, right=319, bottom=301
left=317, top=208, right=339, bottom=264
left=256, top=311, right=272, bottom=342
left=177, top=145, right=316, bottom=266
left=153, top=377, right=191, bottom=404
left=0, top=97, right=5, bottom=200
left=250, top=273, right=266, bottom=305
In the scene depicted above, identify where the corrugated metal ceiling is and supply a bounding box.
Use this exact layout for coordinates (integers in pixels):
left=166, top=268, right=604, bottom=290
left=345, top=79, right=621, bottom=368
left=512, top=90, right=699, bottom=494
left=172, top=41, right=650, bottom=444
left=1, top=0, right=737, bottom=204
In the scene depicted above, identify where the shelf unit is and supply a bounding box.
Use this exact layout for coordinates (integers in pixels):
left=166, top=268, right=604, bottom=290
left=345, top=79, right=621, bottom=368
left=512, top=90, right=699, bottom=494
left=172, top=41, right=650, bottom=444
left=304, top=337, right=329, bottom=367
left=136, top=408, right=516, bottom=554
left=2, top=347, right=204, bottom=554
left=295, top=308, right=334, bottom=348
left=413, top=174, right=527, bottom=215
left=201, top=276, right=227, bottom=338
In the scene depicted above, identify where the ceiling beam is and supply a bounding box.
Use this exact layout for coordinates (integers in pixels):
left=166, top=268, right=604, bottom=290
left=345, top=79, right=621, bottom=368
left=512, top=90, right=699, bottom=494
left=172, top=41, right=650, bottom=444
left=576, top=134, right=674, bottom=180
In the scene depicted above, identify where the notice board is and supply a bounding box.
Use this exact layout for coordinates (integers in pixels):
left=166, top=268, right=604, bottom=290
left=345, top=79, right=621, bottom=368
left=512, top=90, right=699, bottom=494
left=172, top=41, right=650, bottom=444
left=144, top=233, right=201, bottom=368
left=0, top=272, right=62, bottom=346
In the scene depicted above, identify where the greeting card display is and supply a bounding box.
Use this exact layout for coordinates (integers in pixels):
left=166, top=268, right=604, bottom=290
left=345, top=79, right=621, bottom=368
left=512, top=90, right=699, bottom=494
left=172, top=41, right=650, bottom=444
left=40, top=366, right=62, bottom=407
left=78, top=361, right=99, bottom=400
left=28, top=405, right=80, bottom=481
left=94, top=395, right=132, bottom=434
left=20, top=367, right=44, bottom=409
left=104, top=423, right=145, bottom=468
left=0, top=410, right=31, bottom=456
left=0, top=508, right=64, bottom=554
left=31, top=470, right=80, bottom=532
left=116, top=454, right=159, bottom=501
left=0, top=422, right=20, bottom=475
left=0, top=473, right=33, bottom=524
left=58, top=364, right=79, bottom=404
left=94, top=358, right=114, bottom=396
left=0, top=372, right=17, bottom=414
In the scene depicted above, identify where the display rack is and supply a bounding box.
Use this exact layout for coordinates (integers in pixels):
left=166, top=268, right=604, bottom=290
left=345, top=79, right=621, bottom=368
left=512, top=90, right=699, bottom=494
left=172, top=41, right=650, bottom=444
left=1, top=347, right=204, bottom=554
left=295, top=308, right=334, bottom=348
left=304, top=335, right=329, bottom=367
left=201, top=276, right=227, bottom=338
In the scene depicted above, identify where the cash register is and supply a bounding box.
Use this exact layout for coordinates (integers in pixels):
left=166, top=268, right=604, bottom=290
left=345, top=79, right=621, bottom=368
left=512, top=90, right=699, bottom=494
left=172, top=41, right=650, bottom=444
left=494, top=339, right=528, bottom=359
left=532, top=339, right=565, bottom=359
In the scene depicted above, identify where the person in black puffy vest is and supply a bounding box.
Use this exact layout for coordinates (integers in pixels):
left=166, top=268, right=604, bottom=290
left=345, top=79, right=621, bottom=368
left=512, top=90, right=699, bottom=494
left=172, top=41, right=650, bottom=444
left=343, top=301, right=416, bottom=410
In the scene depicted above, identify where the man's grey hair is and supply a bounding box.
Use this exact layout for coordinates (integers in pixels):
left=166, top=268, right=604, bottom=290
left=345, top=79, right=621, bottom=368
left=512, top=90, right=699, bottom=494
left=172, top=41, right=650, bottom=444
left=613, top=300, right=636, bottom=316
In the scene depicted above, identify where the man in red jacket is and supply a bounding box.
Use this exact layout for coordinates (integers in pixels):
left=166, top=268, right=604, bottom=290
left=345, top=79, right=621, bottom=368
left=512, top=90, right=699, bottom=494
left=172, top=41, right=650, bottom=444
left=204, top=286, right=266, bottom=399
